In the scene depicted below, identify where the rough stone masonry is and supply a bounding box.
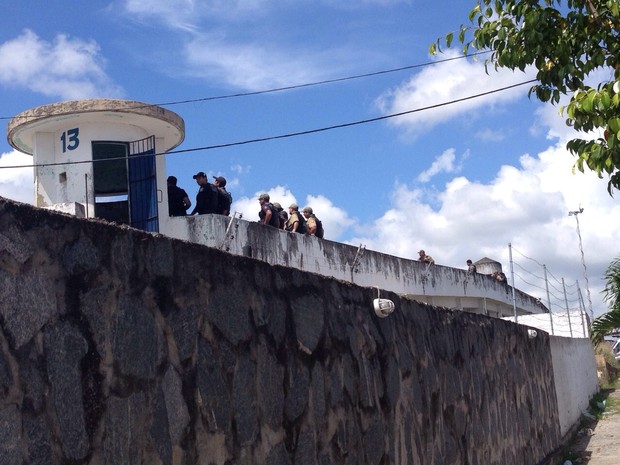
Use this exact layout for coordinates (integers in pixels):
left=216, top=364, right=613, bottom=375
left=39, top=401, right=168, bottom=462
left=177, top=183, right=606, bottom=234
left=0, top=197, right=561, bottom=465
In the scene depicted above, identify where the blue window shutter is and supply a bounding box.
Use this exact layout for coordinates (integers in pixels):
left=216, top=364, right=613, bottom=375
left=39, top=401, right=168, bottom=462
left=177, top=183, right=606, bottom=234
left=128, top=136, right=159, bottom=232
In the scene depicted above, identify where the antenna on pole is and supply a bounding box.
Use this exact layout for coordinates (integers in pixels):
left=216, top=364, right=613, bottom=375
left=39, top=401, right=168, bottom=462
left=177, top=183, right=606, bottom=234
left=568, top=207, right=593, bottom=320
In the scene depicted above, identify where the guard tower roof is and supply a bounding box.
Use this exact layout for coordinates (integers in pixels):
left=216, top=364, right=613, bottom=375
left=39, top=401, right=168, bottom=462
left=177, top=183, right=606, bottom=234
left=7, top=98, right=185, bottom=155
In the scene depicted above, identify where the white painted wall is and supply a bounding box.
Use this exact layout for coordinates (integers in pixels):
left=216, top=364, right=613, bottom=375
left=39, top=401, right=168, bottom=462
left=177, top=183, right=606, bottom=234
left=33, top=123, right=172, bottom=230
left=503, top=310, right=590, bottom=338
left=162, top=213, right=549, bottom=317
left=31, top=121, right=150, bottom=212
left=32, top=132, right=55, bottom=207
left=549, top=336, right=599, bottom=437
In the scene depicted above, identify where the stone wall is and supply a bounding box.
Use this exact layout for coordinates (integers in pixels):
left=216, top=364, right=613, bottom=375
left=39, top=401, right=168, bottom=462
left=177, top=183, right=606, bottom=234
left=0, top=197, right=570, bottom=464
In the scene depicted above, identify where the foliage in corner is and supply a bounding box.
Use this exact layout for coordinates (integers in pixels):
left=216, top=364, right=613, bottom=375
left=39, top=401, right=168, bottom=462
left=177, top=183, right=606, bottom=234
left=591, top=256, right=620, bottom=344
left=431, top=0, right=620, bottom=194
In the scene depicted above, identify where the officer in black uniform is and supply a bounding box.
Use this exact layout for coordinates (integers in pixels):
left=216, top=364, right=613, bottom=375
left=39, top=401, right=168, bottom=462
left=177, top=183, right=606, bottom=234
left=190, top=171, right=218, bottom=215
left=167, top=175, right=191, bottom=216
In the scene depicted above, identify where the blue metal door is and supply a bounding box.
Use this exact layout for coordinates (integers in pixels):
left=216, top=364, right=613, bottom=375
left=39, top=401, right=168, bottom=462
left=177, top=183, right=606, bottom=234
left=128, top=136, right=159, bottom=232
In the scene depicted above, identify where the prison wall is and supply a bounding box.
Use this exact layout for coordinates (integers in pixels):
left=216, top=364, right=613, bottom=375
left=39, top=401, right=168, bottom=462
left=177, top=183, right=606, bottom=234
left=549, top=336, right=599, bottom=437
left=165, top=214, right=548, bottom=318
left=0, top=197, right=596, bottom=465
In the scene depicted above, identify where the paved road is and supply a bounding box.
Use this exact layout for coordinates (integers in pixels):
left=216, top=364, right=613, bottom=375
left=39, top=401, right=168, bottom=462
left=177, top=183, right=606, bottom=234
left=565, top=388, right=619, bottom=465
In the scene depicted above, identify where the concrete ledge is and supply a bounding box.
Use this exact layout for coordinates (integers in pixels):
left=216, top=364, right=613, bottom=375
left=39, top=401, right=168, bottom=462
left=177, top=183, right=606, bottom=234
left=162, top=213, right=549, bottom=318
left=44, top=202, right=86, bottom=218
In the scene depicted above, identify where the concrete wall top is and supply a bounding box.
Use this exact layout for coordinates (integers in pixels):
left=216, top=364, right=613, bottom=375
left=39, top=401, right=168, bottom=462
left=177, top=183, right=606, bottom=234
left=7, top=99, right=185, bottom=155
left=162, top=213, right=549, bottom=317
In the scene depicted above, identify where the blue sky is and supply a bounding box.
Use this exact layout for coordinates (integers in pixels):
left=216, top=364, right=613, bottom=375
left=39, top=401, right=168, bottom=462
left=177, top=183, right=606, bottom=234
left=1, top=0, right=619, bottom=318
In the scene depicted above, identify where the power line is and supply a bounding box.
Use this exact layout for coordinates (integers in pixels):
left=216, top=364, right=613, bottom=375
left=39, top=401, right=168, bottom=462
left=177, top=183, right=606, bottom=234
left=153, top=51, right=492, bottom=106
left=511, top=245, right=545, bottom=267
left=568, top=208, right=593, bottom=319
left=0, top=51, right=491, bottom=121
left=545, top=268, right=564, bottom=286
left=0, top=79, right=536, bottom=171
left=513, top=271, right=547, bottom=293
left=513, top=261, right=544, bottom=281
left=510, top=242, right=588, bottom=317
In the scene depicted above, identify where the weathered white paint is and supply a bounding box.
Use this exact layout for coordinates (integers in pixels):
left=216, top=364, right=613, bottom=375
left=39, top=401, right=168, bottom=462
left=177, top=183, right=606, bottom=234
left=163, top=213, right=549, bottom=317
left=549, top=336, right=599, bottom=437
left=5, top=99, right=549, bottom=318
left=43, top=202, right=86, bottom=218
left=503, top=310, right=590, bottom=338
left=7, top=99, right=184, bottom=227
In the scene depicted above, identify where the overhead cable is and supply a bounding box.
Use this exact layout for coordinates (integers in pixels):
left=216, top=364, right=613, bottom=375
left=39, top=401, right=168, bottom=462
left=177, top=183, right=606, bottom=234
left=0, top=51, right=491, bottom=121
left=0, top=79, right=537, bottom=171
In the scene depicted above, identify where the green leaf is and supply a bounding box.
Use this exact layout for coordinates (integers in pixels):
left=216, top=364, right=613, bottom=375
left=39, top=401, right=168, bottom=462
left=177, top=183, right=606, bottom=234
left=446, top=32, right=454, bottom=48
left=582, top=92, right=595, bottom=113
left=432, top=0, right=620, bottom=195
left=469, top=4, right=481, bottom=22
left=608, top=134, right=616, bottom=149
left=600, top=91, right=611, bottom=110
left=610, top=118, right=620, bottom=133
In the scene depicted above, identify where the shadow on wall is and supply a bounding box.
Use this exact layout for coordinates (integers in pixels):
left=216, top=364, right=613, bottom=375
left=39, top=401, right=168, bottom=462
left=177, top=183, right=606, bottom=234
left=0, top=196, right=588, bottom=465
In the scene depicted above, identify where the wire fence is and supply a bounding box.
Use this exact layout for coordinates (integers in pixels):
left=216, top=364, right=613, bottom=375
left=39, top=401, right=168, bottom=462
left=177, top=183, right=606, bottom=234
left=508, top=244, right=590, bottom=338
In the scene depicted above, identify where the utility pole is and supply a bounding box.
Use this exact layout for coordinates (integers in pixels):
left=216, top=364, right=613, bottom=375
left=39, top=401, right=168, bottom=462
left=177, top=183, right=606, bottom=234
left=568, top=208, right=593, bottom=320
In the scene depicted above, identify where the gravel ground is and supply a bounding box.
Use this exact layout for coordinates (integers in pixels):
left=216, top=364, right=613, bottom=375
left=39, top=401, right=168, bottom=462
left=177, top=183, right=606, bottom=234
left=562, top=388, right=620, bottom=465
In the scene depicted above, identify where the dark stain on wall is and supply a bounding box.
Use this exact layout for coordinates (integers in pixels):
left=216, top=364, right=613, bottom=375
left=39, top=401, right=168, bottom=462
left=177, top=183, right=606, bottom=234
left=0, top=197, right=562, bottom=465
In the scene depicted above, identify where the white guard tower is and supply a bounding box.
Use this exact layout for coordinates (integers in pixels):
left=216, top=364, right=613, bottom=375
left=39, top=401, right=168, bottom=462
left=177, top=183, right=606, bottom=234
left=7, top=99, right=185, bottom=233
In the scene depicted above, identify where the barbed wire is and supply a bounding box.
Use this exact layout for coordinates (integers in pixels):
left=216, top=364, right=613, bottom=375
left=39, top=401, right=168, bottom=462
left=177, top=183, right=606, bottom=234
left=509, top=244, right=586, bottom=318
left=513, top=261, right=545, bottom=281
left=511, top=245, right=547, bottom=268
left=545, top=268, right=565, bottom=287
left=513, top=271, right=548, bottom=293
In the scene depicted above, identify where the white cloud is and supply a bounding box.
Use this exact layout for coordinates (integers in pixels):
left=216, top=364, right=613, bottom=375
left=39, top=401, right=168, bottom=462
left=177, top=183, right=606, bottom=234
left=302, top=194, right=355, bottom=239
left=122, top=0, right=201, bottom=31
left=230, top=163, right=251, bottom=175
left=0, top=29, right=123, bottom=99
left=122, top=0, right=268, bottom=27
left=231, top=186, right=354, bottom=240
left=231, top=185, right=296, bottom=224
left=375, top=49, right=536, bottom=137
left=417, top=148, right=467, bottom=183
left=475, top=128, right=505, bottom=142
left=363, top=53, right=618, bottom=317
left=117, top=0, right=393, bottom=90
left=0, top=151, right=34, bottom=205
left=183, top=34, right=324, bottom=90
left=348, top=136, right=620, bottom=317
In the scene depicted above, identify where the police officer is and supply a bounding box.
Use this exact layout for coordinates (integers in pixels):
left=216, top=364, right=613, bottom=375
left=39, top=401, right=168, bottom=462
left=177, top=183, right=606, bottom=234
left=190, top=171, right=218, bottom=215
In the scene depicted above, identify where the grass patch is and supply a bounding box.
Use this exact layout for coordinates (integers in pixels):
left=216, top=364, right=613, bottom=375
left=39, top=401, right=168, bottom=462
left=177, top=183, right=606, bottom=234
left=595, top=342, right=620, bottom=370
left=588, top=392, right=609, bottom=420
left=601, top=377, right=620, bottom=390
left=561, top=450, right=579, bottom=463
left=588, top=379, right=619, bottom=420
